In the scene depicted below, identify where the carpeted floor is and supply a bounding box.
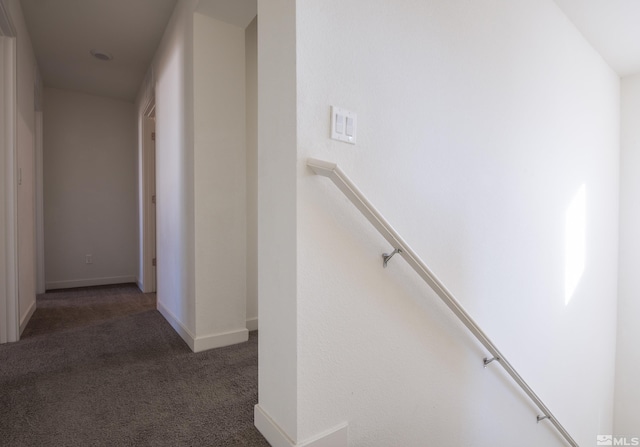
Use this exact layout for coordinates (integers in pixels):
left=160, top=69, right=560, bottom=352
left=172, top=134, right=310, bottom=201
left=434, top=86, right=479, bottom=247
left=0, top=284, right=270, bottom=447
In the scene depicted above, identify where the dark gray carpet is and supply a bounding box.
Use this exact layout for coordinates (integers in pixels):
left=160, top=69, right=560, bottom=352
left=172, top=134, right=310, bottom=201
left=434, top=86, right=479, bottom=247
left=0, top=284, right=270, bottom=447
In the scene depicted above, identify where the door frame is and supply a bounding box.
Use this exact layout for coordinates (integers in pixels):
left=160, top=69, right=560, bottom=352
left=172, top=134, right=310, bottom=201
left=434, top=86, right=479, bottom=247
left=35, top=108, right=44, bottom=294
left=0, top=5, right=19, bottom=344
left=140, top=97, right=156, bottom=293
left=35, top=65, right=44, bottom=295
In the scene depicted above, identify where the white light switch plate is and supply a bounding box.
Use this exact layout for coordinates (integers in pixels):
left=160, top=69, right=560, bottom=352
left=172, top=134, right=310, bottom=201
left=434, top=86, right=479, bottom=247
left=331, top=106, right=357, bottom=144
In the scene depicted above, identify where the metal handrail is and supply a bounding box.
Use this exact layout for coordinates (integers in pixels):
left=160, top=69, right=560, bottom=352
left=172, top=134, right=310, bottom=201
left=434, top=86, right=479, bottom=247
left=307, top=158, right=578, bottom=447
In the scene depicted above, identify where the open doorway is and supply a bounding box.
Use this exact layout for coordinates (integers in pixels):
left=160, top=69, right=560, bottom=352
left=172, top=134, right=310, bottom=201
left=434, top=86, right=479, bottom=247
left=140, top=98, right=156, bottom=293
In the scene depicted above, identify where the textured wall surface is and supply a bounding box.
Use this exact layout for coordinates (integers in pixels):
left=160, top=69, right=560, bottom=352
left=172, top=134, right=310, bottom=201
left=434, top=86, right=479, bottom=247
left=259, top=0, right=621, bottom=445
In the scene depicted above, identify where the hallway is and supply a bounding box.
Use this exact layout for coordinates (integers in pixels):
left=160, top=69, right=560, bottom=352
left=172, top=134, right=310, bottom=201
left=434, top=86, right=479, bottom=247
left=0, top=284, right=268, bottom=446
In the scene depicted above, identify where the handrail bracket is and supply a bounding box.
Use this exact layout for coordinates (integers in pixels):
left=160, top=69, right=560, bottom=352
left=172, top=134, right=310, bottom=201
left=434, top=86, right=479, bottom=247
left=483, top=356, right=500, bottom=368
left=382, top=248, right=402, bottom=268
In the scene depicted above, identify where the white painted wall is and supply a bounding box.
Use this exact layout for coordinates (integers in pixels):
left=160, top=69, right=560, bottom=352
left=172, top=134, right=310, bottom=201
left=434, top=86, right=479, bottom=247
left=192, top=12, right=248, bottom=347
left=246, top=16, right=258, bottom=330
left=17, top=110, right=35, bottom=328
left=5, top=0, right=38, bottom=333
left=136, top=0, right=253, bottom=351
left=0, top=38, right=5, bottom=326
left=0, top=34, right=17, bottom=343
left=137, top=0, right=197, bottom=341
left=256, top=0, right=299, bottom=439
left=615, top=74, right=640, bottom=436
left=258, top=0, right=620, bottom=445
left=43, top=88, right=137, bottom=289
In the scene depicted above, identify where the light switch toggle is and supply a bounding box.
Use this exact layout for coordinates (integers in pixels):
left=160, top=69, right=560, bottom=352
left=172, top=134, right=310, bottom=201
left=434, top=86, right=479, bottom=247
left=331, top=106, right=357, bottom=144
left=335, top=113, right=345, bottom=134
left=345, top=116, right=354, bottom=137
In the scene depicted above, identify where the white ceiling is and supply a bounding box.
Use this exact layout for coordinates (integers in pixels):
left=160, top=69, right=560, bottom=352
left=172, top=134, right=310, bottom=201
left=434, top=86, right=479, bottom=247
left=553, top=0, right=640, bottom=77
left=196, top=0, right=257, bottom=28
left=20, top=0, right=638, bottom=103
left=21, top=0, right=178, bottom=102
left=20, top=0, right=257, bottom=102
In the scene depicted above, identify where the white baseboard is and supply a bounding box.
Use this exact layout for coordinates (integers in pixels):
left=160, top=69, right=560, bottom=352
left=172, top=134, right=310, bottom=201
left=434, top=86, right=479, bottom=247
left=45, top=275, right=137, bottom=290
left=246, top=316, right=258, bottom=331
left=137, top=275, right=156, bottom=294
left=254, top=404, right=348, bottom=447
left=193, top=327, right=248, bottom=352
left=157, top=301, right=197, bottom=351
left=157, top=301, right=249, bottom=353
left=299, top=423, right=348, bottom=447
left=19, top=300, right=36, bottom=336
left=254, top=404, right=296, bottom=446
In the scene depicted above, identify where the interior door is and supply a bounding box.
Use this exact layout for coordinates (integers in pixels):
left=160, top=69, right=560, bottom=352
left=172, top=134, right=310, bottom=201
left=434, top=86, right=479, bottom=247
left=150, top=118, right=156, bottom=292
